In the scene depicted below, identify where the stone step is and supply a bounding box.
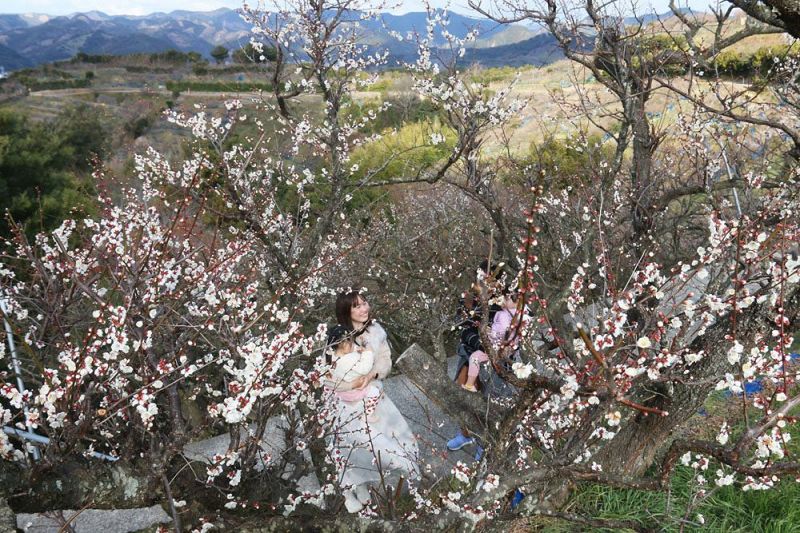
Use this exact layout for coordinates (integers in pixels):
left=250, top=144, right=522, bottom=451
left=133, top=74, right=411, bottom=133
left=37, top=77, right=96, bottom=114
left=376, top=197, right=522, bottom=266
left=383, top=371, right=475, bottom=478
left=182, top=417, right=289, bottom=468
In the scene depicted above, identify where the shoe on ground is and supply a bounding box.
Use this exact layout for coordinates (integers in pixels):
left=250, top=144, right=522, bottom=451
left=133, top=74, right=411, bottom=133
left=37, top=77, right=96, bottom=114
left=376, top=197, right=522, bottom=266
left=510, top=489, right=525, bottom=510
left=474, top=445, right=484, bottom=462
left=461, top=383, right=478, bottom=392
left=447, top=432, right=475, bottom=451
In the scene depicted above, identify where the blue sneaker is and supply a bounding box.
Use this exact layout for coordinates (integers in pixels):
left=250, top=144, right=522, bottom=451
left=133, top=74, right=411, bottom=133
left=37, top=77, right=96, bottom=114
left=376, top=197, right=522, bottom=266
left=447, top=432, right=475, bottom=451
left=474, top=445, right=484, bottom=462
left=510, top=489, right=525, bottom=510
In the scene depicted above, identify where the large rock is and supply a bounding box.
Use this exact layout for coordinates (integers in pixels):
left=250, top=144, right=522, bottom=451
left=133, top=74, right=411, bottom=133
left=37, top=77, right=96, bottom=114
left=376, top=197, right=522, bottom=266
left=182, top=348, right=475, bottom=494
left=8, top=462, right=154, bottom=513
left=182, top=419, right=321, bottom=496
left=182, top=418, right=289, bottom=468
left=383, top=351, right=475, bottom=476
left=16, top=504, right=170, bottom=533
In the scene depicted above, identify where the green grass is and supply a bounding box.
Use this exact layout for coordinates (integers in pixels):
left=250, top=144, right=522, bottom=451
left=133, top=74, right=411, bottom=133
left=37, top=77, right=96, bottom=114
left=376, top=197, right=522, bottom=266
left=556, top=472, right=800, bottom=532
left=21, top=78, right=91, bottom=91
left=468, top=65, right=535, bottom=85
left=541, top=386, right=800, bottom=532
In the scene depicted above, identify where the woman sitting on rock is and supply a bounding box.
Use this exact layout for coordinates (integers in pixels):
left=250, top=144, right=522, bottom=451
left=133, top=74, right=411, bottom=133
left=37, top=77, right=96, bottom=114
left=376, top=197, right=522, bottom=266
left=324, top=290, right=419, bottom=513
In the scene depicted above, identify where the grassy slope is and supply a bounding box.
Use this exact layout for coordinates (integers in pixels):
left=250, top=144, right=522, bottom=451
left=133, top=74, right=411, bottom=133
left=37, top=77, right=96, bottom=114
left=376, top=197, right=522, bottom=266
left=3, top=51, right=785, bottom=188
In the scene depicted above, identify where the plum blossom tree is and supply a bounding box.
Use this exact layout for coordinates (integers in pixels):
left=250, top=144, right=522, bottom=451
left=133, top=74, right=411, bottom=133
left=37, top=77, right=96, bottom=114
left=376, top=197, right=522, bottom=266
left=385, top=2, right=800, bottom=529
left=398, top=99, right=800, bottom=530
left=0, top=0, right=410, bottom=522
left=0, top=0, right=799, bottom=530
left=0, top=123, right=334, bottom=512
left=725, top=0, right=800, bottom=38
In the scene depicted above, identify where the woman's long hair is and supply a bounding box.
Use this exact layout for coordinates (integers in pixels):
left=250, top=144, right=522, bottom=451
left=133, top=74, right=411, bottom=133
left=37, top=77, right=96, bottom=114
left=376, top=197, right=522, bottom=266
left=329, top=291, right=372, bottom=364
left=335, top=290, right=368, bottom=330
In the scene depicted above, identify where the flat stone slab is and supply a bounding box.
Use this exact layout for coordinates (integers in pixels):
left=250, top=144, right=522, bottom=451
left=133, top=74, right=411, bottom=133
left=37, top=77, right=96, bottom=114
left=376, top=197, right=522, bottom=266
left=183, top=418, right=288, bottom=467
left=383, top=356, right=475, bottom=479
left=16, top=505, right=170, bottom=533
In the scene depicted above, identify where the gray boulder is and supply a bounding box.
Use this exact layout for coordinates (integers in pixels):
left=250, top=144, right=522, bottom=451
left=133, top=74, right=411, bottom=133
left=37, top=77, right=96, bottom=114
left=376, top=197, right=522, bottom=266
left=16, top=504, right=170, bottom=533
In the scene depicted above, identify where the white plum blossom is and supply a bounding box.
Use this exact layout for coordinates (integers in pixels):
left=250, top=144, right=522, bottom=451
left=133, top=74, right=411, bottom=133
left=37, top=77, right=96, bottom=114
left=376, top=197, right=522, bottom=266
left=715, top=469, right=735, bottom=487
left=636, top=337, right=652, bottom=349
left=452, top=462, right=472, bottom=484
left=727, top=341, right=744, bottom=365
left=482, top=473, right=500, bottom=492
left=717, top=422, right=729, bottom=445
left=606, top=411, right=622, bottom=426
left=512, top=362, right=534, bottom=379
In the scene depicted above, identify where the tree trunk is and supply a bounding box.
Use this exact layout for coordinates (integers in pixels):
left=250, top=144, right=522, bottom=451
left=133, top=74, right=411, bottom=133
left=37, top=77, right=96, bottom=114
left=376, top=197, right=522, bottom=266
left=429, top=329, right=448, bottom=363
left=596, top=285, right=800, bottom=476
left=628, top=91, right=656, bottom=240
left=730, top=0, right=800, bottom=38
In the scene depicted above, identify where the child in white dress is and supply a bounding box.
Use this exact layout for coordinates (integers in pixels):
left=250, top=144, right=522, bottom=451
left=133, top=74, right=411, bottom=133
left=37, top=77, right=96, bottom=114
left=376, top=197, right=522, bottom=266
left=328, top=333, right=383, bottom=423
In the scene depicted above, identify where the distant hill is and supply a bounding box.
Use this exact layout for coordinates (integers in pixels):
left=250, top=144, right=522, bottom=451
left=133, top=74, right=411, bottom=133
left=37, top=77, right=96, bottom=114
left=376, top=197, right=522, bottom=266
left=0, top=14, right=30, bottom=33
left=0, top=13, right=51, bottom=32
left=623, top=7, right=697, bottom=27
left=472, top=25, right=541, bottom=49
left=363, top=11, right=505, bottom=45
left=0, top=15, right=182, bottom=66
left=0, top=16, right=100, bottom=66
left=0, top=7, right=712, bottom=72
left=0, top=8, right=252, bottom=68
left=0, top=42, right=30, bottom=70
left=0, top=7, right=545, bottom=71
left=464, top=32, right=564, bottom=67
left=80, top=30, right=180, bottom=57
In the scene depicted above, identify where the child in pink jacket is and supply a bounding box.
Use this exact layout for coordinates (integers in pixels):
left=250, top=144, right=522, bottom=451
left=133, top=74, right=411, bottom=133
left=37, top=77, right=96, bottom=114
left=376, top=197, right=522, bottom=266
left=462, top=292, right=519, bottom=392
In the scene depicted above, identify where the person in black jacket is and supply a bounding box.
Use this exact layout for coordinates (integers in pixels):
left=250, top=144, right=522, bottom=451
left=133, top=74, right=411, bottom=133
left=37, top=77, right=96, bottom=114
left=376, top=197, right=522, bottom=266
left=452, top=259, right=502, bottom=389
left=447, top=261, right=501, bottom=452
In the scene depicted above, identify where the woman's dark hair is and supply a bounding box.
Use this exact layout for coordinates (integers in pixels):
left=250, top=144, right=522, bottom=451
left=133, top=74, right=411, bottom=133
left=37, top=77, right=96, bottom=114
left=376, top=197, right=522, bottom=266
left=330, top=291, right=371, bottom=364
left=502, top=284, right=519, bottom=300
left=335, top=290, right=368, bottom=330
left=325, top=324, right=350, bottom=364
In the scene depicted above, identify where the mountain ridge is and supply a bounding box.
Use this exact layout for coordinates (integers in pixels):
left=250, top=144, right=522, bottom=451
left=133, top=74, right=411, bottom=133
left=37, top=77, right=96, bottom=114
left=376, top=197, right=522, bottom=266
left=0, top=7, right=547, bottom=70
left=0, top=7, right=698, bottom=71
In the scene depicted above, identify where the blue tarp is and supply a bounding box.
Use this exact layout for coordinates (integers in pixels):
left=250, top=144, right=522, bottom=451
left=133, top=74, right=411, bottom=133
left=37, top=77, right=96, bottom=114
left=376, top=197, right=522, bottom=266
left=723, top=354, right=799, bottom=397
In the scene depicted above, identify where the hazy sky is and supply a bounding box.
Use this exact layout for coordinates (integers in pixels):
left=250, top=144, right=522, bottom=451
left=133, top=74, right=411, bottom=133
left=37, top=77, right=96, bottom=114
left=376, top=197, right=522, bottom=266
left=2, top=0, right=715, bottom=17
